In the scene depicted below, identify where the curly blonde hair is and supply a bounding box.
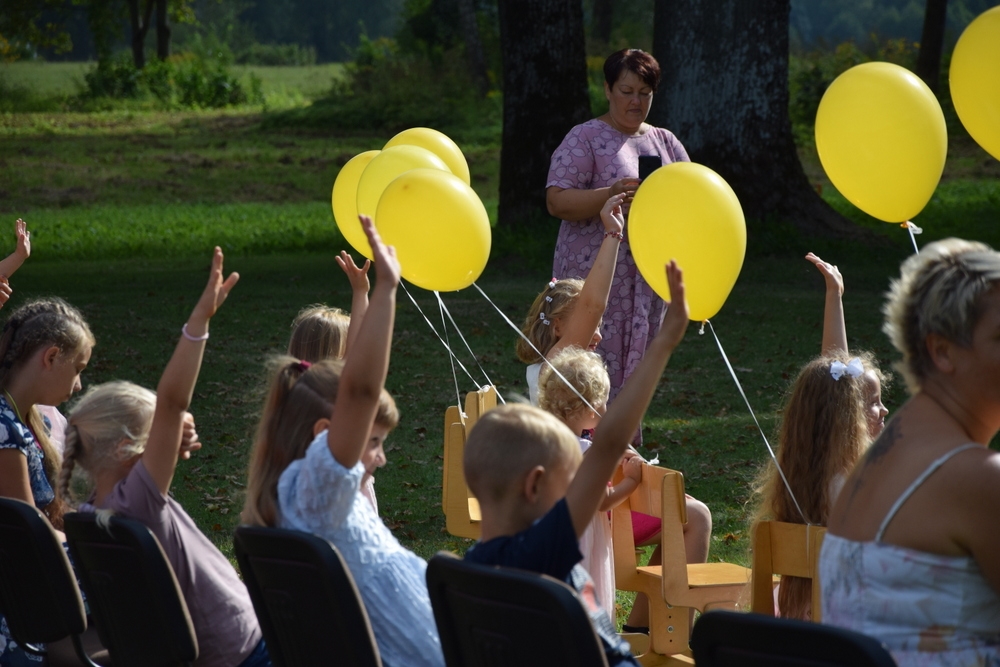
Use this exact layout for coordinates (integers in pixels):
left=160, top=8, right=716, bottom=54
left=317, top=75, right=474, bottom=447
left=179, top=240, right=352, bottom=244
left=516, top=279, right=583, bottom=364
left=537, top=347, right=609, bottom=423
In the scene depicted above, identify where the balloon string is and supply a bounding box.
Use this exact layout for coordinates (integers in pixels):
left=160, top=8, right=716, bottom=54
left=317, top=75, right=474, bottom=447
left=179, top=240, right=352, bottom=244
left=433, top=291, right=506, bottom=405
left=903, top=220, right=922, bottom=254
left=399, top=282, right=482, bottom=400
left=472, top=282, right=599, bottom=414
left=706, top=320, right=811, bottom=525
left=436, top=291, right=464, bottom=415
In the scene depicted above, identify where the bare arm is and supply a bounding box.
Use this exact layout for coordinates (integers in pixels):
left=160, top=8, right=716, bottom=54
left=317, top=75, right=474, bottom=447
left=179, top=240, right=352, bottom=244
left=143, top=248, right=239, bottom=495
left=0, top=449, right=34, bottom=503
left=599, top=457, right=641, bottom=511
left=335, top=250, right=370, bottom=356
left=326, top=216, right=400, bottom=470
left=964, top=453, right=1000, bottom=596
left=546, top=179, right=639, bottom=221
left=566, top=262, right=689, bottom=536
left=0, top=219, right=30, bottom=286
left=806, top=252, right=848, bottom=356
left=548, top=194, right=624, bottom=358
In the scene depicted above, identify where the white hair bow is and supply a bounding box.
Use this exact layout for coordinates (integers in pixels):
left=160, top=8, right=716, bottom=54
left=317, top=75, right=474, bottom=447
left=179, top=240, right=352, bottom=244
left=830, top=357, right=864, bottom=381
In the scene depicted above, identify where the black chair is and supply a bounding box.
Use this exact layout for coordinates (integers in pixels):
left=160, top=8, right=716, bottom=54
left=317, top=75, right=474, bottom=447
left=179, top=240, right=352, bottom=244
left=425, top=551, right=608, bottom=667
left=233, top=525, right=381, bottom=667
left=63, top=512, right=198, bottom=667
left=0, top=497, right=107, bottom=667
left=691, top=610, right=898, bottom=667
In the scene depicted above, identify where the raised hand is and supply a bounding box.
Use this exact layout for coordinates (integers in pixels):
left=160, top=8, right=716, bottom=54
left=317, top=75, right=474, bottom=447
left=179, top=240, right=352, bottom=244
left=335, top=250, right=371, bottom=294
left=14, top=219, right=30, bottom=260
left=806, top=252, right=844, bottom=297
left=179, top=412, right=202, bottom=460
left=190, top=247, right=240, bottom=326
left=359, top=215, right=400, bottom=290
left=600, top=193, right=626, bottom=236
left=660, top=260, right=689, bottom=347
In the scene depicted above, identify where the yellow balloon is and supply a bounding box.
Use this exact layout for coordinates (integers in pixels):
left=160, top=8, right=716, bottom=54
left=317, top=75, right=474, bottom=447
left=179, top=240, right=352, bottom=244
left=950, top=6, right=1000, bottom=161
left=356, top=145, right=450, bottom=220
left=384, top=127, right=471, bottom=185
left=376, top=168, right=491, bottom=292
left=332, top=150, right=379, bottom=259
left=629, top=162, right=746, bottom=321
left=816, top=62, right=947, bottom=223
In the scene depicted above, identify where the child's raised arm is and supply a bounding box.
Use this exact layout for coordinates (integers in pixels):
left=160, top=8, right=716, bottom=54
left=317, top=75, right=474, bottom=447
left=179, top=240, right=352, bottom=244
left=548, top=193, right=625, bottom=358
left=0, top=219, right=31, bottom=304
left=806, top=252, right=848, bottom=356
left=327, top=216, right=399, bottom=470
left=335, top=250, right=370, bottom=356
left=565, top=261, right=688, bottom=537
left=143, top=247, right=239, bottom=495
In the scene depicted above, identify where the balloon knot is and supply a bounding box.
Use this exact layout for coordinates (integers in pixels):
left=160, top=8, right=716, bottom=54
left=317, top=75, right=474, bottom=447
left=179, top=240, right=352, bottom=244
left=699, top=321, right=707, bottom=335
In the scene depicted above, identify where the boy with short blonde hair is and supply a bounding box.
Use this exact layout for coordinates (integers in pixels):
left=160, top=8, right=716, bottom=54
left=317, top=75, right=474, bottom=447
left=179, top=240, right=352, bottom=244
left=464, top=262, right=689, bottom=667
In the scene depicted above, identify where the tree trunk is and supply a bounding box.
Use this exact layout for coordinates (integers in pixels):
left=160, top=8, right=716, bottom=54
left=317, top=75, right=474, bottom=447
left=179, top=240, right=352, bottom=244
left=456, top=0, right=489, bottom=96
left=915, top=0, right=948, bottom=94
left=649, top=0, right=856, bottom=237
left=592, top=0, right=613, bottom=46
left=126, top=0, right=154, bottom=68
left=497, top=0, right=591, bottom=228
left=155, top=0, right=170, bottom=61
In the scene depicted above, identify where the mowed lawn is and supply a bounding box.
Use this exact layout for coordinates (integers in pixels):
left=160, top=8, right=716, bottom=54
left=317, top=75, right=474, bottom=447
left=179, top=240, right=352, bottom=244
left=2, top=64, right=999, bottom=602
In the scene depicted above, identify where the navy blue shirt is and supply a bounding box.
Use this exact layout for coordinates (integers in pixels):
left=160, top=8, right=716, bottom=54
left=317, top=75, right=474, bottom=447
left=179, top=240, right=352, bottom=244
left=466, top=499, right=638, bottom=666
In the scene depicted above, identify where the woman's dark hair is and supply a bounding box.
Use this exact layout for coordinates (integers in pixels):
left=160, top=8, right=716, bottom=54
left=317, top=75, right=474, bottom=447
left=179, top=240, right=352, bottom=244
left=603, top=49, right=661, bottom=92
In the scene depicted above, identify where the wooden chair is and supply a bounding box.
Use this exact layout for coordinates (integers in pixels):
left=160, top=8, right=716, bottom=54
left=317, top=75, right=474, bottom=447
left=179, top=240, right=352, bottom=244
left=442, top=385, right=497, bottom=540
left=63, top=512, right=198, bottom=667
left=233, top=525, right=381, bottom=667
left=0, top=498, right=108, bottom=667
left=750, top=521, right=826, bottom=621
left=426, top=551, right=609, bottom=667
left=691, top=609, right=896, bottom=666
left=612, top=465, right=750, bottom=665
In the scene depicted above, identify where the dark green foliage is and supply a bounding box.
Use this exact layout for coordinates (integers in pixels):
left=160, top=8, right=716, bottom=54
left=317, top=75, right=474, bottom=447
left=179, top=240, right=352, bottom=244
left=234, top=43, right=316, bottom=66
left=79, top=50, right=262, bottom=108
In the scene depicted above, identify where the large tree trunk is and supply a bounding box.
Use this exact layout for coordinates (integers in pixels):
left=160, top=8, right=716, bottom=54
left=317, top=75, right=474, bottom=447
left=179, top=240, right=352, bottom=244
left=155, top=0, right=170, bottom=61
left=915, top=0, right=948, bottom=94
left=456, top=0, right=489, bottom=96
left=126, top=0, right=154, bottom=68
left=497, top=0, right=591, bottom=228
left=649, top=0, right=856, bottom=237
left=592, top=0, right=613, bottom=46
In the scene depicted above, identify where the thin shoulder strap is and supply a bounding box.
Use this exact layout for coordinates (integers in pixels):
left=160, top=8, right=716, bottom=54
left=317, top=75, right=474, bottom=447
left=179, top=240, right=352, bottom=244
left=875, top=443, right=982, bottom=541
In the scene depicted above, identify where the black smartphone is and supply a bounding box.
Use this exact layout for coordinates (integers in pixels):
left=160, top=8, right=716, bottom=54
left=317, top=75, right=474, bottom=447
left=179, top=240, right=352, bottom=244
left=638, top=154, right=662, bottom=180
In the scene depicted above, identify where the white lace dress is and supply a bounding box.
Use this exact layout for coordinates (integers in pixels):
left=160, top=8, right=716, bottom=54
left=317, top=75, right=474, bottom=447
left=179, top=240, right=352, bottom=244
left=277, top=434, right=444, bottom=667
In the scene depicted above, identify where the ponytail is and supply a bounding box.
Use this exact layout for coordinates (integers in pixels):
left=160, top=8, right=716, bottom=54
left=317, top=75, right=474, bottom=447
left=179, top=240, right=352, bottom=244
left=57, top=423, right=81, bottom=505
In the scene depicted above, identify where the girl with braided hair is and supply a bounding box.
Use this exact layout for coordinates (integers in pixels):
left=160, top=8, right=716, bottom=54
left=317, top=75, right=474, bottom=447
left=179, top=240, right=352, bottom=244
left=0, top=296, right=93, bottom=666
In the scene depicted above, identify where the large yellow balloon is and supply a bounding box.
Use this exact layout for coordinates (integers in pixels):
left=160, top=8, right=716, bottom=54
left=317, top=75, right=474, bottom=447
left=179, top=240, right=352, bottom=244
left=376, top=168, right=490, bottom=292
left=629, top=162, right=746, bottom=321
left=816, top=62, right=946, bottom=223
left=384, top=127, right=471, bottom=185
left=950, top=6, right=1000, bottom=161
left=356, top=145, right=450, bottom=220
left=332, top=150, right=379, bottom=259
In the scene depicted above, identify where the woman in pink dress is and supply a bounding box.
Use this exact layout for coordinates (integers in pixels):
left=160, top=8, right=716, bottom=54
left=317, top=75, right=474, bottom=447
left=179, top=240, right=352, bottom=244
left=546, top=48, right=689, bottom=410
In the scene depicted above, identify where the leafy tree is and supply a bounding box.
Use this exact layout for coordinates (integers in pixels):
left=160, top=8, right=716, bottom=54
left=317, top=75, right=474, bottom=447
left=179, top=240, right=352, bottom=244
left=0, top=0, right=72, bottom=61
left=651, top=0, right=855, bottom=236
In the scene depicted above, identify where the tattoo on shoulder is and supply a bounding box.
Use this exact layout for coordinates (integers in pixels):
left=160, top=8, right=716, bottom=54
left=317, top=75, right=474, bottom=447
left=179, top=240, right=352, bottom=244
left=844, top=419, right=903, bottom=506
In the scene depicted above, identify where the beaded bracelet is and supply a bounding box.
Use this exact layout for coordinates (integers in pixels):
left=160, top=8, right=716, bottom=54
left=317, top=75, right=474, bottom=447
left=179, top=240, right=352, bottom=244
left=604, top=230, right=624, bottom=241
left=182, top=323, right=209, bottom=342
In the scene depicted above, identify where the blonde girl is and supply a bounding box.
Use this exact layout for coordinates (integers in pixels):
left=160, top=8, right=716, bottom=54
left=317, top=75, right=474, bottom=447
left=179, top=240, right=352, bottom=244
left=244, top=217, right=443, bottom=667
left=537, top=347, right=643, bottom=620
left=56, top=249, right=269, bottom=666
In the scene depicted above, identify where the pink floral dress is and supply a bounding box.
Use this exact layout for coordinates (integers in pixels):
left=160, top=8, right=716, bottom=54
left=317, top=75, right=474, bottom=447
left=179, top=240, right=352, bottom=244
left=546, top=119, right=689, bottom=405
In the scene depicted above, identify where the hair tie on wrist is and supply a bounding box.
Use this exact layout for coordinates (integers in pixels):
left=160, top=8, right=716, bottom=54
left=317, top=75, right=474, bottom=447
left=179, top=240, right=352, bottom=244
left=604, top=230, right=624, bottom=241
left=181, top=323, right=209, bottom=342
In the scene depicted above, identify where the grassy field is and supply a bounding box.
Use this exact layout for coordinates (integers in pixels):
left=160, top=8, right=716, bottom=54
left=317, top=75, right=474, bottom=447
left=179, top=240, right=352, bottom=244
left=1, top=63, right=999, bottom=622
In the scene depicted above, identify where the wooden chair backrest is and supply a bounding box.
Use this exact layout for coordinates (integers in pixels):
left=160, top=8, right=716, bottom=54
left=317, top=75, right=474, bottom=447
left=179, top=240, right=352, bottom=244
left=750, top=521, right=827, bottom=621
left=441, top=386, right=497, bottom=540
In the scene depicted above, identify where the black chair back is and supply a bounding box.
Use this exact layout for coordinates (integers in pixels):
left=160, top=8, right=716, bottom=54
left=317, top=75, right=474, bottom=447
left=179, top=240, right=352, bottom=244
left=425, top=552, right=608, bottom=667
left=233, top=525, right=381, bottom=667
left=691, top=610, right=898, bottom=667
left=63, top=511, right=198, bottom=667
left=0, top=497, right=103, bottom=666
